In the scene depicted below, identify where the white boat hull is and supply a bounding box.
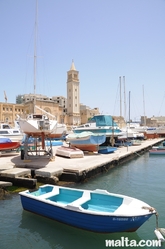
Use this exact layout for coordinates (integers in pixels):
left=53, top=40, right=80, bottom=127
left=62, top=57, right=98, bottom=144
left=19, top=114, right=57, bottom=137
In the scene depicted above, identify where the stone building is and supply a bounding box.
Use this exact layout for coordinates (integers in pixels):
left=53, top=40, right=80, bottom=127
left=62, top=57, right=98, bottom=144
left=0, top=102, right=24, bottom=125
left=0, top=61, right=100, bottom=127
left=80, top=105, right=100, bottom=124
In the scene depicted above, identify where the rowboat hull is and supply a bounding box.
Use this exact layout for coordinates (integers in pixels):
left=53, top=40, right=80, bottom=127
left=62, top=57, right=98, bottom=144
left=19, top=185, right=155, bottom=233
left=98, top=146, right=117, bottom=154
left=149, top=149, right=165, bottom=155
left=0, top=141, right=20, bottom=151
left=56, top=146, right=84, bottom=158
left=66, top=132, right=106, bottom=152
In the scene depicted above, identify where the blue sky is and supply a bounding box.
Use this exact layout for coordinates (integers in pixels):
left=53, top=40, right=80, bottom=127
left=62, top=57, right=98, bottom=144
left=0, top=0, right=165, bottom=121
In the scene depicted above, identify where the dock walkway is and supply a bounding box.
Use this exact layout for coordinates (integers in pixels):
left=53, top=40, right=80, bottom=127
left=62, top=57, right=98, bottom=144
left=0, top=138, right=164, bottom=188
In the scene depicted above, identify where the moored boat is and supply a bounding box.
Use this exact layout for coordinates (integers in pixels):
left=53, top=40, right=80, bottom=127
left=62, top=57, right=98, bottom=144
left=66, top=131, right=106, bottom=152
left=56, top=145, right=84, bottom=158
left=149, top=149, right=165, bottom=155
left=0, top=137, right=20, bottom=151
left=0, top=122, right=23, bottom=141
left=73, top=114, right=122, bottom=138
left=19, top=184, right=156, bottom=233
left=98, top=146, right=117, bottom=154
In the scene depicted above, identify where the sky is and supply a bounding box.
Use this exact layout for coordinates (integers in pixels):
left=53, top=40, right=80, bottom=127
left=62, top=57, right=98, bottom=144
left=0, top=0, right=165, bottom=121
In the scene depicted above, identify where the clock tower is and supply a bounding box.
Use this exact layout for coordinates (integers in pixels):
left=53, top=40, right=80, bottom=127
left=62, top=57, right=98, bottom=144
left=67, top=61, right=81, bottom=125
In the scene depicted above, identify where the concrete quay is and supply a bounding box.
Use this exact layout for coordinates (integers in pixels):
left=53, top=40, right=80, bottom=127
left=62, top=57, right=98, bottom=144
left=0, top=138, right=164, bottom=189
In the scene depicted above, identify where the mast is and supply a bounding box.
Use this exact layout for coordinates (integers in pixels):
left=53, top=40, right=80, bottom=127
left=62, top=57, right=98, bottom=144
left=119, top=76, right=122, bottom=127
left=34, top=0, right=38, bottom=95
left=33, top=0, right=38, bottom=113
left=143, top=85, right=146, bottom=126
left=128, top=91, right=131, bottom=127
left=123, top=76, right=126, bottom=123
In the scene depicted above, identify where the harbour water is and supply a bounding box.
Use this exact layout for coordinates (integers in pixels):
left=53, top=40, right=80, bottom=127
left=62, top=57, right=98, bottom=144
left=0, top=151, right=165, bottom=249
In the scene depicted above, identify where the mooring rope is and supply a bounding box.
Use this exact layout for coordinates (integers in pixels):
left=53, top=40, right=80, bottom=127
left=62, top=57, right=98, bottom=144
left=142, top=206, right=165, bottom=241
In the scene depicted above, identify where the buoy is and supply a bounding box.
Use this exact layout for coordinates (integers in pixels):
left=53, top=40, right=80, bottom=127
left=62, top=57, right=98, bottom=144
left=154, top=229, right=165, bottom=242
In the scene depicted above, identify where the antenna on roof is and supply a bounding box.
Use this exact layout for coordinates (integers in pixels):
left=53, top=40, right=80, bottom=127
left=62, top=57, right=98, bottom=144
left=4, top=91, right=7, bottom=103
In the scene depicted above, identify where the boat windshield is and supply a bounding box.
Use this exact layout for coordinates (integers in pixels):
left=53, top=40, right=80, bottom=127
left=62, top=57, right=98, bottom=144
left=2, top=124, right=11, bottom=129
left=89, top=115, right=118, bottom=127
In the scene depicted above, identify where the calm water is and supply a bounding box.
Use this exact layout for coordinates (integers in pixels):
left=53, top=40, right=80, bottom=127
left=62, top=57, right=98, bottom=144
left=1, top=151, right=165, bottom=249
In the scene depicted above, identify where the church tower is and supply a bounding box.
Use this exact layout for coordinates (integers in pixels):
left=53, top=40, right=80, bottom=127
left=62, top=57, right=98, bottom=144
left=67, top=61, right=81, bottom=125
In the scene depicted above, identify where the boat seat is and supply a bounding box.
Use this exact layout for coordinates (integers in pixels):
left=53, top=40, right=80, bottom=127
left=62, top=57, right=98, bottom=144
left=81, top=193, right=123, bottom=213
left=46, top=188, right=84, bottom=205
left=28, top=186, right=59, bottom=199
left=67, top=191, right=91, bottom=207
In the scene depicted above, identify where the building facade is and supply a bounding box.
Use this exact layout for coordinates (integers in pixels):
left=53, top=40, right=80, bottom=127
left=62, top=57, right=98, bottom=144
left=0, top=102, right=24, bottom=125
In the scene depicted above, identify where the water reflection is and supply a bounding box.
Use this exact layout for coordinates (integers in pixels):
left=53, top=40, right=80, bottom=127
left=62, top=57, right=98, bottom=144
left=19, top=210, right=144, bottom=249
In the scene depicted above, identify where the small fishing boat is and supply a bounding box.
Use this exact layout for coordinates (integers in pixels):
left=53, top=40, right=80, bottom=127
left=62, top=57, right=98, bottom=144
left=66, top=131, right=106, bottom=152
left=56, top=145, right=84, bottom=158
left=0, top=137, right=20, bottom=151
left=98, top=146, right=117, bottom=154
left=149, top=149, right=165, bottom=155
left=152, top=142, right=165, bottom=150
left=152, top=146, right=165, bottom=150
left=19, top=184, right=156, bottom=233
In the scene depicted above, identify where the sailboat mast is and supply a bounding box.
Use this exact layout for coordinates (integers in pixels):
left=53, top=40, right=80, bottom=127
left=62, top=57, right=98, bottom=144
left=119, top=76, right=122, bottom=128
left=143, top=85, right=146, bottom=126
left=129, top=91, right=131, bottom=127
left=123, top=76, right=126, bottom=123
left=34, top=0, right=38, bottom=95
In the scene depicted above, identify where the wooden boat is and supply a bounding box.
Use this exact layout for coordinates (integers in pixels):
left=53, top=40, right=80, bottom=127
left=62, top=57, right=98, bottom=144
left=56, top=145, right=84, bottom=158
left=149, top=149, right=165, bottom=155
left=66, top=131, right=106, bottom=152
left=98, top=146, right=117, bottom=154
left=0, top=137, right=20, bottom=151
left=19, top=184, right=156, bottom=233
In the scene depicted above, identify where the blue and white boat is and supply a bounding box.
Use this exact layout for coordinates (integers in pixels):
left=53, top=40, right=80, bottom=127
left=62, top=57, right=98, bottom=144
left=66, top=131, right=106, bottom=152
left=73, top=114, right=122, bottom=138
left=19, top=184, right=156, bottom=233
left=98, top=146, right=117, bottom=154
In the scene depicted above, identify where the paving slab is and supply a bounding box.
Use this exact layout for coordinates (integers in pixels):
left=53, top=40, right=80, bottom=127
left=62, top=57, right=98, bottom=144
left=0, top=168, right=31, bottom=178
left=0, top=181, right=13, bottom=187
left=35, top=167, right=63, bottom=178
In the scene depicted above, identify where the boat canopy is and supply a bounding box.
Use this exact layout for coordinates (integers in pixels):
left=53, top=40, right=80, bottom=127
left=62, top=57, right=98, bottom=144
left=89, top=115, right=118, bottom=127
